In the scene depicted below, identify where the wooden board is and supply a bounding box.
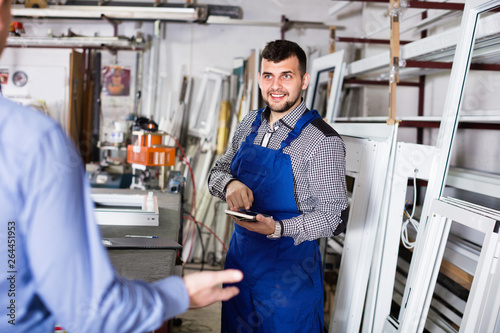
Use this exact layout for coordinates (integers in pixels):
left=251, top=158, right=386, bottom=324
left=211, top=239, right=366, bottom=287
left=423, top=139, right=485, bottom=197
left=68, top=50, right=85, bottom=150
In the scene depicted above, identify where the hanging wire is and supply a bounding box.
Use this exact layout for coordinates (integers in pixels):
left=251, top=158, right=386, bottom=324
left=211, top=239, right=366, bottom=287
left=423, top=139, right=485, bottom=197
left=184, top=215, right=228, bottom=253
left=401, top=170, right=420, bottom=249
left=164, top=133, right=227, bottom=269
left=183, top=217, right=197, bottom=267
left=163, top=132, right=201, bottom=268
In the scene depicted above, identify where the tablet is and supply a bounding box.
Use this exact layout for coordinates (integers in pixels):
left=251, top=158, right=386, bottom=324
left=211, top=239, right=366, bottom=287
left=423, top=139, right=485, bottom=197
left=225, top=209, right=270, bottom=222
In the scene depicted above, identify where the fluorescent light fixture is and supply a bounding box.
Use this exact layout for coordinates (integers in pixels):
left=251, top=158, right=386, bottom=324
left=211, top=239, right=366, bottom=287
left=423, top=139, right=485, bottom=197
left=6, top=36, right=145, bottom=48
left=12, top=5, right=200, bottom=22
left=205, top=16, right=281, bottom=27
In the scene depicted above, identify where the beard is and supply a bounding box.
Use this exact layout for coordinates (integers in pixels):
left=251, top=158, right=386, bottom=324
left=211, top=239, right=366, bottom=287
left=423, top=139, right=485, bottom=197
left=269, top=100, right=296, bottom=113
left=262, top=92, right=301, bottom=113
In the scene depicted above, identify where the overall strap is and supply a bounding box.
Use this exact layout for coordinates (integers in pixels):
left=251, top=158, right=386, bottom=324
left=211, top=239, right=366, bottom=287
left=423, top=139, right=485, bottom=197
left=245, top=107, right=266, bottom=144
left=280, top=109, right=321, bottom=149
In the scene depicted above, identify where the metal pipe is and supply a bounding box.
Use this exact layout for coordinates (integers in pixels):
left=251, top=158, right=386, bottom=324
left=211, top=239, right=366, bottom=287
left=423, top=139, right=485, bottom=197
left=145, top=20, right=161, bottom=119
left=135, top=49, right=144, bottom=117
left=344, top=78, right=420, bottom=87
left=403, top=60, right=500, bottom=71
left=364, top=0, right=453, bottom=38
left=417, top=11, right=427, bottom=146
left=101, top=14, right=119, bottom=37
left=336, top=36, right=412, bottom=45
left=328, top=2, right=352, bottom=16
left=403, top=1, right=470, bottom=11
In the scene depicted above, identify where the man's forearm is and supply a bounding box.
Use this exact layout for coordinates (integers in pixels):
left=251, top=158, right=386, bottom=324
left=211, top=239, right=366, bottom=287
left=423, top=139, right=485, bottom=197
left=207, top=169, right=235, bottom=201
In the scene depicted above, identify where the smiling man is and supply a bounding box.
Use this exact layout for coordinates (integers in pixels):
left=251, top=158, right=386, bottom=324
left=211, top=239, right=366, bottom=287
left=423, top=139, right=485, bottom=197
left=208, top=40, right=349, bottom=332
left=260, top=52, right=308, bottom=116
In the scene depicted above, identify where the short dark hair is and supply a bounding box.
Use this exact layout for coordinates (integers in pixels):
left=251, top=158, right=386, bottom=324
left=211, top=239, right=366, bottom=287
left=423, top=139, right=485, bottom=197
left=261, top=40, right=307, bottom=76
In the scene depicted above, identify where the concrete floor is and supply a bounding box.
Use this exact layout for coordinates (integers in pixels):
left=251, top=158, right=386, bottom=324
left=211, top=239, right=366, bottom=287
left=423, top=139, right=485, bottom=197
left=172, top=302, right=221, bottom=333
left=172, top=263, right=223, bottom=333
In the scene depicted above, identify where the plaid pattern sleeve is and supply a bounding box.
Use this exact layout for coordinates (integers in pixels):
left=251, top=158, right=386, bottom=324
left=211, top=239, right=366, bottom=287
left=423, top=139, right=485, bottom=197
left=283, top=131, right=348, bottom=245
left=207, top=111, right=257, bottom=201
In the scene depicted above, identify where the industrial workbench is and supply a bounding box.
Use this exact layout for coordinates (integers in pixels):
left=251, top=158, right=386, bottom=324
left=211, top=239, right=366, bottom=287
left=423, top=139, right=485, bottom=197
left=92, top=188, right=183, bottom=332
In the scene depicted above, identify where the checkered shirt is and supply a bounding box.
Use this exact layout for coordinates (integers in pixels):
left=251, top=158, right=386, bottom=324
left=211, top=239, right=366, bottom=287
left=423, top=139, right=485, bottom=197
left=208, top=101, right=348, bottom=245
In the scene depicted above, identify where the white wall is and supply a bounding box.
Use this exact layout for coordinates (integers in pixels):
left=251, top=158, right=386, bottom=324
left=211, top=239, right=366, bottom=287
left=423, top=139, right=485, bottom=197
left=0, top=48, right=71, bottom=128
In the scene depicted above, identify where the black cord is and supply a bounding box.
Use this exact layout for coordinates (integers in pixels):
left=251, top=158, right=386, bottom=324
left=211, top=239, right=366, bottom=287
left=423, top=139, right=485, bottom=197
left=194, top=218, right=205, bottom=272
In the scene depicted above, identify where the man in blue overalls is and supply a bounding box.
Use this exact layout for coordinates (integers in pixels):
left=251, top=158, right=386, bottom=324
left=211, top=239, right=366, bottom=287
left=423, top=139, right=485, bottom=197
left=208, top=40, right=349, bottom=333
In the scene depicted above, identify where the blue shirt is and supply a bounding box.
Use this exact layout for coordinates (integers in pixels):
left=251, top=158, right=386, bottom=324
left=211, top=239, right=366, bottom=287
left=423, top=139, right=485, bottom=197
left=0, top=97, right=189, bottom=332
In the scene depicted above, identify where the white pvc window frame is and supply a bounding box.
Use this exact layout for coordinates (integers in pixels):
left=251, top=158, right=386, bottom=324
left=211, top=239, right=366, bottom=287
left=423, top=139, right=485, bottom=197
left=394, top=0, right=500, bottom=331
left=397, top=198, right=500, bottom=333
left=369, top=149, right=500, bottom=333
left=363, top=142, right=440, bottom=333
left=305, top=49, right=345, bottom=122
left=421, top=0, right=500, bottom=211
left=411, top=0, right=500, bottom=249
left=328, top=1, right=500, bottom=332
left=92, top=192, right=159, bottom=226
left=188, top=70, right=224, bottom=140
left=328, top=123, right=397, bottom=332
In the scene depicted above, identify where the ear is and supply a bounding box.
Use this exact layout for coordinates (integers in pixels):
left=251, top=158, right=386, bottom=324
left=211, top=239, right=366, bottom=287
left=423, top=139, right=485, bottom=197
left=257, top=72, right=263, bottom=90
left=301, top=73, right=310, bottom=90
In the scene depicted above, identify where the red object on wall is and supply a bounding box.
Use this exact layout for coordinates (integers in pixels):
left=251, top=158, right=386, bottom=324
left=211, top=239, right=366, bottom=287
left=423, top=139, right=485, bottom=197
left=9, top=22, right=25, bottom=36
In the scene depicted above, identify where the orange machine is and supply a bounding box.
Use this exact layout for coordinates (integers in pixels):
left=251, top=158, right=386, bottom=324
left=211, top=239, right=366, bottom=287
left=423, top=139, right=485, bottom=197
left=127, top=131, right=176, bottom=167
left=127, top=130, right=176, bottom=190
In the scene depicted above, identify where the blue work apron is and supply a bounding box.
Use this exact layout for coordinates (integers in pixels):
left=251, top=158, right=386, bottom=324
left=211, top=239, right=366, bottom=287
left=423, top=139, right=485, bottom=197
left=222, top=109, right=324, bottom=333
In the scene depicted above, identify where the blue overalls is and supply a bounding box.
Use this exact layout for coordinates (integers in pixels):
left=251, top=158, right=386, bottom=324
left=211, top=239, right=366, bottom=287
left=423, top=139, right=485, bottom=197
left=221, top=108, right=324, bottom=333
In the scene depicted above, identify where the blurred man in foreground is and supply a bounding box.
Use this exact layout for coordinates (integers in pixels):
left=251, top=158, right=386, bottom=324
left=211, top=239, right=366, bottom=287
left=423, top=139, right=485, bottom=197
left=0, top=1, right=242, bottom=332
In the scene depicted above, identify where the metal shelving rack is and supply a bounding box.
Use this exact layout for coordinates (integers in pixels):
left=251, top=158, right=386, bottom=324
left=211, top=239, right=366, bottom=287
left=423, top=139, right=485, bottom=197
left=327, top=2, right=500, bottom=332
left=336, top=7, right=500, bottom=129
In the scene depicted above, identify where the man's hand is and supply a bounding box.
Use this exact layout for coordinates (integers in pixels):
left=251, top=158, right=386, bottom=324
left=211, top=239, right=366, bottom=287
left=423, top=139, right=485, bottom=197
left=233, top=214, right=276, bottom=236
left=226, top=180, right=254, bottom=210
left=183, top=269, right=243, bottom=309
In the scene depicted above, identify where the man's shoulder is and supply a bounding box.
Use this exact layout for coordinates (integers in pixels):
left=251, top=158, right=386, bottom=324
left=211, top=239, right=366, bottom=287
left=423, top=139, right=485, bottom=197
left=290, top=115, right=344, bottom=153
left=245, top=109, right=261, bottom=120
left=309, top=117, right=340, bottom=138
left=0, top=97, right=60, bottom=141
left=239, top=109, right=260, bottom=127
left=0, top=97, right=65, bottom=164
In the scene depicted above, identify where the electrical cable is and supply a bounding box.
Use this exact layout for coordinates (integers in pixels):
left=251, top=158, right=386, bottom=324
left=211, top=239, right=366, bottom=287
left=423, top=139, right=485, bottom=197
left=183, top=217, right=196, bottom=267
left=163, top=132, right=199, bottom=268
left=401, top=171, right=420, bottom=249
left=164, top=134, right=225, bottom=276
left=213, top=200, right=229, bottom=264
left=182, top=219, right=191, bottom=246
left=181, top=213, right=207, bottom=272
left=184, top=215, right=228, bottom=253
